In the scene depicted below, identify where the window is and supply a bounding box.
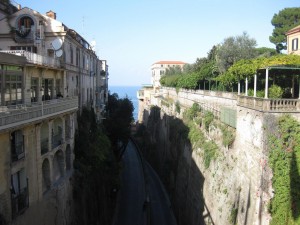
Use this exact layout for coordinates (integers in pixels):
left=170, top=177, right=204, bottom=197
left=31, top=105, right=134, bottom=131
left=31, top=78, right=38, bottom=102
left=70, top=44, right=73, bottom=64
left=11, top=168, right=28, bottom=218
left=76, top=48, right=80, bottom=66
left=42, top=79, right=53, bottom=101
left=10, top=46, right=37, bottom=53
left=292, top=38, right=298, bottom=51
left=11, top=130, right=24, bottom=162
left=4, top=66, right=23, bottom=105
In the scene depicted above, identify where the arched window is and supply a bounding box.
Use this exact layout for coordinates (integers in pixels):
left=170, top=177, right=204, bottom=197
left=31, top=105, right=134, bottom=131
left=53, top=150, right=64, bottom=182
left=42, top=159, right=51, bottom=193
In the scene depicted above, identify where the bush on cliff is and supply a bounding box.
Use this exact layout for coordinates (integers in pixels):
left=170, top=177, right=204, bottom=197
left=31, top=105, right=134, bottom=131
left=268, top=115, right=300, bottom=225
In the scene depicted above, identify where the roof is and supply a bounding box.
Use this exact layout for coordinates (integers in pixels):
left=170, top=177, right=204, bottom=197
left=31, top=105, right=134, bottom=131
left=152, top=61, right=187, bottom=65
left=286, top=24, right=300, bottom=35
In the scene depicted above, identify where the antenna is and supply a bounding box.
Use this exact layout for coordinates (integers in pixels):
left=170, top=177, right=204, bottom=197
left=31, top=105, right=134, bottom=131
left=55, top=49, right=63, bottom=57
left=51, top=38, right=63, bottom=58
left=51, top=38, right=62, bottom=50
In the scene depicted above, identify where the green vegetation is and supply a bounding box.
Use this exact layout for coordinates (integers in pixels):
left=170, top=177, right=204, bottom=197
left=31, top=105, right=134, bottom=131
left=270, top=7, right=300, bottom=52
left=215, top=32, right=257, bottom=73
left=268, top=115, right=300, bottom=225
left=182, top=104, right=219, bottom=169
left=203, top=111, right=214, bottom=131
left=229, top=206, right=238, bottom=225
left=220, top=124, right=235, bottom=148
left=158, top=8, right=300, bottom=93
left=73, top=107, right=119, bottom=225
left=73, top=93, right=134, bottom=224
left=103, top=93, right=134, bottom=149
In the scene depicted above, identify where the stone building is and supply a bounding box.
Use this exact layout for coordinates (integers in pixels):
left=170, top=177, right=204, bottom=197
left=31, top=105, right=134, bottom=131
left=0, top=3, right=108, bottom=224
left=151, top=61, right=186, bottom=89
left=286, top=24, right=300, bottom=55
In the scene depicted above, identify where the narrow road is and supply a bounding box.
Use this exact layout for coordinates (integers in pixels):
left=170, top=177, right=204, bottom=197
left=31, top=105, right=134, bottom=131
left=145, top=161, right=177, bottom=225
left=113, top=141, right=146, bottom=225
left=113, top=140, right=177, bottom=225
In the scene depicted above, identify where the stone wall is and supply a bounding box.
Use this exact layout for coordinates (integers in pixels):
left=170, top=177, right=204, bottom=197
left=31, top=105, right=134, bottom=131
left=11, top=178, right=74, bottom=225
left=138, top=87, right=287, bottom=225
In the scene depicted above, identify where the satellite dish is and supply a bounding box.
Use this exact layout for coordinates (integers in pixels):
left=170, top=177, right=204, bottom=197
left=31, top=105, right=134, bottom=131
left=55, top=49, right=63, bottom=57
left=51, top=38, right=63, bottom=50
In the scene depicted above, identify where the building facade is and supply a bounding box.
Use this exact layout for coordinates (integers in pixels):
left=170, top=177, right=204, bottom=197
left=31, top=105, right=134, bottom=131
left=286, top=24, right=300, bottom=55
left=151, top=61, right=186, bottom=89
left=0, top=4, right=108, bottom=224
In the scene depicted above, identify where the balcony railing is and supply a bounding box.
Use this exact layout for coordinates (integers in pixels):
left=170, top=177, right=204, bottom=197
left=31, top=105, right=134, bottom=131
left=0, top=97, right=78, bottom=128
left=238, top=96, right=300, bottom=112
left=0, top=50, right=60, bottom=68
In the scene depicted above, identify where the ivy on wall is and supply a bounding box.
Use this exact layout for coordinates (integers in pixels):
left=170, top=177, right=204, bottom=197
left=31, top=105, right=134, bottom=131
left=268, top=115, right=300, bottom=225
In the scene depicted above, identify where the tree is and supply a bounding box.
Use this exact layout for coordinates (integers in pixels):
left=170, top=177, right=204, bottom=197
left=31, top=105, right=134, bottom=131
left=255, top=47, right=278, bottom=58
left=215, top=32, right=257, bottom=73
left=165, top=65, right=183, bottom=76
left=103, top=93, right=134, bottom=149
left=269, top=7, right=300, bottom=52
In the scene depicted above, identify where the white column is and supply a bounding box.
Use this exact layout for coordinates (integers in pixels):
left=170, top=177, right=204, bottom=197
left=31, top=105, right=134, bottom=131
left=238, top=80, right=241, bottom=95
left=245, top=77, right=248, bottom=96
left=264, top=68, right=269, bottom=99
left=254, top=74, right=257, bottom=97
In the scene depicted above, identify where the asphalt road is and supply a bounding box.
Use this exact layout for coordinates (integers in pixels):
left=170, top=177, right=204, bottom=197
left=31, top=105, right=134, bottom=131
left=113, top=141, right=146, bottom=225
left=145, top=161, right=177, bottom=225
left=113, top=140, right=177, bottom=225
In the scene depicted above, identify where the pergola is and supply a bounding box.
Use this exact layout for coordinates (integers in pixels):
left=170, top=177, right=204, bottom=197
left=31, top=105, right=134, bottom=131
left=237, top=65, right=300, bottom=99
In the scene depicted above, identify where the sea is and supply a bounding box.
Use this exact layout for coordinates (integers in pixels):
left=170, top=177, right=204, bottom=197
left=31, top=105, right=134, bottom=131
left=108, top=85, right=141, bottom=122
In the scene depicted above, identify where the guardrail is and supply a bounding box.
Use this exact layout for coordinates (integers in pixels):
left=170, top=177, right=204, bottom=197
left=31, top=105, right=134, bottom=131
left=0, top=97, right=78, bottom=128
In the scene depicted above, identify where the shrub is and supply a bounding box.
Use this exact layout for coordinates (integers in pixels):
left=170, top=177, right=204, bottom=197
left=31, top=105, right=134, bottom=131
left=268, top=84, right=283, bottom=98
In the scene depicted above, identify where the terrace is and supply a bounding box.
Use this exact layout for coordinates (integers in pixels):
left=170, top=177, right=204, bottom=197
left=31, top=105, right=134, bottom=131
left=0, top=97, right=78, bottom=130
left=0, top=50, right=61, bottom=68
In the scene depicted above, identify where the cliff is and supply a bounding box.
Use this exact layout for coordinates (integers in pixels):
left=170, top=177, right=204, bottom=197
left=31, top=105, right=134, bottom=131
left=137, top=87, right=278, bottom=225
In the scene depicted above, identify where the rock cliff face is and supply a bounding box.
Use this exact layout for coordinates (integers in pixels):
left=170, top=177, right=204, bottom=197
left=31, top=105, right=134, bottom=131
left=138, top=90, right=273, bottom=225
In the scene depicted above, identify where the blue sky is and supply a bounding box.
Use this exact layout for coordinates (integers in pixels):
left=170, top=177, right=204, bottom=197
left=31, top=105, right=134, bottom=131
left=14, top=0, right=300, bottom=86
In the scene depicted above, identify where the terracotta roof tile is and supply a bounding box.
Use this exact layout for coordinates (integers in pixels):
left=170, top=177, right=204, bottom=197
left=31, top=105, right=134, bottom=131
left=153, top=61, right=187, bottom=65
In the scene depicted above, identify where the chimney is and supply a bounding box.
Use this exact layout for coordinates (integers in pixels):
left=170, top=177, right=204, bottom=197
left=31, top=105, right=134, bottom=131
left=17, top=4, right=21, bottom=10
left=46, top=10, right=56, bottom=20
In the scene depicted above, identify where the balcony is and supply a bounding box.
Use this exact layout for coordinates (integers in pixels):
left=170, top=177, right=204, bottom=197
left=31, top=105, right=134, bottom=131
left=0, top=97, right=78, bottom=129
left=0, top=50, right=60, bottom=68
left=238, top=96, right=300, bottom=112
